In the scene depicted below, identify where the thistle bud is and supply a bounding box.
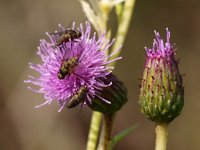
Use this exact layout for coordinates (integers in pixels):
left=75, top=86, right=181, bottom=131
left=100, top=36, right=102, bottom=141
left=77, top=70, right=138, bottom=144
left=88, top=73, right=127, bottom=113
left=139, top=29, right=184, bottom=123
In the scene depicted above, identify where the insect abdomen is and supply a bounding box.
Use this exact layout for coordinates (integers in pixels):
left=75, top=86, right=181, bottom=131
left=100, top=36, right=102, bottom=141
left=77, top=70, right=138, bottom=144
left=67, top=86, right=88, bottom=108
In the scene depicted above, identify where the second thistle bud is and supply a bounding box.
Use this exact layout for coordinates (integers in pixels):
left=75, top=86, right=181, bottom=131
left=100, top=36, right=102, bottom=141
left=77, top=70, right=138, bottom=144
left=139, top=29, right=184, bottom=123
left=88, top=73, right=127, bottom=113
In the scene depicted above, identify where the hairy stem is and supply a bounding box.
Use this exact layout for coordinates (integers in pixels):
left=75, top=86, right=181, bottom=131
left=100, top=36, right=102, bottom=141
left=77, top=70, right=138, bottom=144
left=86, top=111, right=102, bottom=150
left=155, top=123, right=169, bottom=150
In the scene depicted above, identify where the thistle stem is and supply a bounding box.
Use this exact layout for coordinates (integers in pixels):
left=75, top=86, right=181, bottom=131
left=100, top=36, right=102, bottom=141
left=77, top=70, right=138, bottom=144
left=110, top=0, right=136, bottom=66
left=97, top=113, right=115, bottom=150
left=86, top=111, right=102, bottom=150
left=155, top=123, right=169, bottom=150
left=84, top=1, right=135, bottom=149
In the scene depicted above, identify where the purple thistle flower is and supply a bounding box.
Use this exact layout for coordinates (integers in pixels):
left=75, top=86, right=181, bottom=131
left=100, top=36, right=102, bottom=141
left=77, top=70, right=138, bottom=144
left=139, top=28, right=184, bottom=123
left=145, top=28, right=174, bottom=58
left=25, top=22, right=121, bottom=112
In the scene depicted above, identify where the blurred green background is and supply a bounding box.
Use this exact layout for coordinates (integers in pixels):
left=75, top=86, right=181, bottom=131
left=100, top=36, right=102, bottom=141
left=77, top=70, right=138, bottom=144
left=0, top=0, right=200, bottom=149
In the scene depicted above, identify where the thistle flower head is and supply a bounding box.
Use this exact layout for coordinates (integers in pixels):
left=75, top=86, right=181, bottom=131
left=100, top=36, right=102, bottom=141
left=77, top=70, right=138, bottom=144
left=25, top=22, right=121, bottom=112
left=139, top=28, right=184, bottom=123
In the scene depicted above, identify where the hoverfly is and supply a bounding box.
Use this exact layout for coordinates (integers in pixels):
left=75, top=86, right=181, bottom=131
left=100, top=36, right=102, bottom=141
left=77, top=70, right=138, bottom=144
left=57, top=56, right=79, bottom=79
left=51, top=29, right=82, bottom=46
left=67, top=85, right=88, bottom=108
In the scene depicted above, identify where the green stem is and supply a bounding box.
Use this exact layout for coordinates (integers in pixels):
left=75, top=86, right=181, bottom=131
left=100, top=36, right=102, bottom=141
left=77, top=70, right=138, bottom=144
left=85, top=1, right=136, bottom=149
left=97, top=113, right=115, bottom=150
left=86, top=111, right=102, bottom=150
left=155, top=123, right=169, bottom=150
left=110, top=0, right=136, bottom=66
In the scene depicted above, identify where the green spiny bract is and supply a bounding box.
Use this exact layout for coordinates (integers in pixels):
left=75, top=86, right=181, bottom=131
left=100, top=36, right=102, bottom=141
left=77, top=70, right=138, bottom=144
left=139, top=29, right=184, bottom=123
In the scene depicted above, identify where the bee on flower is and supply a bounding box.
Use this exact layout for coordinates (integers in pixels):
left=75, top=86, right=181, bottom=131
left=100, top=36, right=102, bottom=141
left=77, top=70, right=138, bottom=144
left=25, top=22, right=126, bottom=112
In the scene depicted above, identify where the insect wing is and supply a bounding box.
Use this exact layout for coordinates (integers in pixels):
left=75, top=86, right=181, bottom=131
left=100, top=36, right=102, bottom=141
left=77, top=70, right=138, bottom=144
left=66, top=86, right=88, bottom=108
left=50, top=30, right=65, bottom=36
left=67, top=95, right=82, bottom=108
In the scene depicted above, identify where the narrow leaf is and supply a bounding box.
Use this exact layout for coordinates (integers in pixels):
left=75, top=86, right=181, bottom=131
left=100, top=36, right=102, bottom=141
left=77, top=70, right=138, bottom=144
left=109, top=124, right=138, bottom=149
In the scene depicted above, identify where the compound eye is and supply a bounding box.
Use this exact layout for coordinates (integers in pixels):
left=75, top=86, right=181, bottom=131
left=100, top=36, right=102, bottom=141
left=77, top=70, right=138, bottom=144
left=76, top=31, right=81, bottom=37
left=78, top=32, right=82, bottom=37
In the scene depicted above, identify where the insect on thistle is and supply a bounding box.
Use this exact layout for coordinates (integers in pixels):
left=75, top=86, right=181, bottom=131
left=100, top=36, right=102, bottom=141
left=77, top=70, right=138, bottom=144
left=57, top=56, right=79, bottom=79
left=67, top=85, right=88, bottom=108
left=51, top=29, right=82, bottom=46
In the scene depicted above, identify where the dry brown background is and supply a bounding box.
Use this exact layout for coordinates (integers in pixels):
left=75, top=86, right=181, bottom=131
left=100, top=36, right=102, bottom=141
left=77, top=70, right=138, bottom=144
left=0, top=0, right=200, bottom=150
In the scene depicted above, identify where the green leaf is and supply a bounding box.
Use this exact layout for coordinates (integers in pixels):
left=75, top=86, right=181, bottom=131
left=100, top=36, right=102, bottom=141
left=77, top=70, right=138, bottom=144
left=109, top=123, right=139, bottom=149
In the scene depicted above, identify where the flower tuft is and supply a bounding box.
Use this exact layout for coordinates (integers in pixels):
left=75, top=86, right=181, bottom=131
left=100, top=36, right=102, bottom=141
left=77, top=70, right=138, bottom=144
left=139, top=28, right=184, bottom=123
left=25, top=22, right=121, bottom=112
